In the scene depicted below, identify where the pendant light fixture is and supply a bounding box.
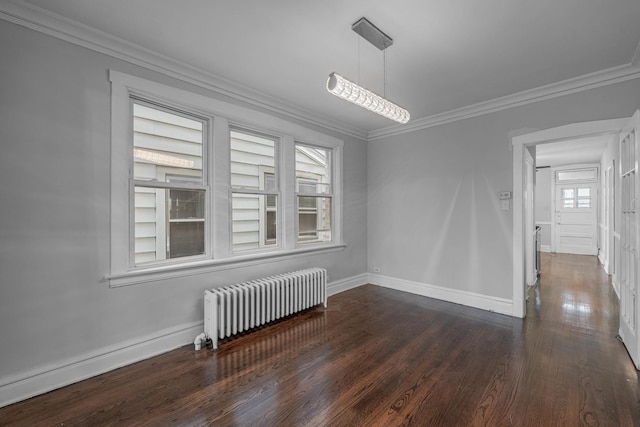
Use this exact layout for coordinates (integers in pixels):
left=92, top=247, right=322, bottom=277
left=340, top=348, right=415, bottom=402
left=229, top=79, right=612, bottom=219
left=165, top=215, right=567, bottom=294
left=327, top=17, right=410, bottom=124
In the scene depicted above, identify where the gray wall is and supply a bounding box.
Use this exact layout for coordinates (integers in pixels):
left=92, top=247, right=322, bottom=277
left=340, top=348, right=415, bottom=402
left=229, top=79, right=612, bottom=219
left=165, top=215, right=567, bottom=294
left=0, top=20, right=367, bottom=388
left=368, top=79, right=640, bottom=300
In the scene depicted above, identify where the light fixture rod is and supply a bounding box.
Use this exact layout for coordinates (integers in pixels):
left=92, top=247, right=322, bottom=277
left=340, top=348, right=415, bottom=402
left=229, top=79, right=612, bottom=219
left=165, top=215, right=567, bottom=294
left=351, top=17, right=393, bottom=51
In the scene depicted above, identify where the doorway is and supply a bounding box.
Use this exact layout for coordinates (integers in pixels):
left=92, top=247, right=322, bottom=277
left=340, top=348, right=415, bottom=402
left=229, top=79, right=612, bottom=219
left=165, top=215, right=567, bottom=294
left=551, top=165, right=598, bottom=255
left=511, top=118, right=628, bottom=318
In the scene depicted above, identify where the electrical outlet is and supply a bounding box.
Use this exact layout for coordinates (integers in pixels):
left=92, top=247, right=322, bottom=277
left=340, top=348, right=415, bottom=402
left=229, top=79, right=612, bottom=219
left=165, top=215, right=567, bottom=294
left=373, top=267, right=381, bottom=273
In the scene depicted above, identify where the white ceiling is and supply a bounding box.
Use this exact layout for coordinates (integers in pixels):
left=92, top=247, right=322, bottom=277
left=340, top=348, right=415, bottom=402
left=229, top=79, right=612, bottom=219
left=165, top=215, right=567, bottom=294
left=536, top=134, right=614, bottom=168
left=9, top=0, right=640, bottom=136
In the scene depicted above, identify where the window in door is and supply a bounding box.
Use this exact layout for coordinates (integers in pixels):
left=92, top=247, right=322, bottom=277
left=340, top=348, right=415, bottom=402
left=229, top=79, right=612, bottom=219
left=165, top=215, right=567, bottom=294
left=561, top=187, right=592, bottom=209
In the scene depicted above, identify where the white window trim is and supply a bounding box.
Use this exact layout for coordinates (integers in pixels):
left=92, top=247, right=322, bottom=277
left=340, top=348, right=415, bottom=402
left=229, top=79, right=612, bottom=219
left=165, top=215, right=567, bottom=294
left=108, top=70, right=344, bottom=287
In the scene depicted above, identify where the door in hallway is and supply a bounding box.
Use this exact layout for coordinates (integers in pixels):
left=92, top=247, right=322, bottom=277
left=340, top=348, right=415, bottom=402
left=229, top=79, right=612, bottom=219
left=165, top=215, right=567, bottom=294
left=619, top=109, right=640, bottom=370
left=553, top=166, right=598, bottom=255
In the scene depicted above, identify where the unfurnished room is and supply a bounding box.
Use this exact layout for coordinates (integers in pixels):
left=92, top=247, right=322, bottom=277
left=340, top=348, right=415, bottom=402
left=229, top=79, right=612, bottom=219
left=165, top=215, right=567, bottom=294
left=1, top=1, right=640, bottom=425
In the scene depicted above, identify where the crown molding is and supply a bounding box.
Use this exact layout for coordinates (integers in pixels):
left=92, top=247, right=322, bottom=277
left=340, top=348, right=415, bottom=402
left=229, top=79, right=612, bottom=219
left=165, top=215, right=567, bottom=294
left=368, top=62, right=640, bottom=140
left=2, top=1, right=639, bottom=143
left=0, top=0, right=368, bottom=141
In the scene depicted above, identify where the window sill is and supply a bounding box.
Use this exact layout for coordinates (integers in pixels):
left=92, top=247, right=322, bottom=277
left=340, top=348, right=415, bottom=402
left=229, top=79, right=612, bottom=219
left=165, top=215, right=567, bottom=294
left=105, top=243, right=346, bottom=288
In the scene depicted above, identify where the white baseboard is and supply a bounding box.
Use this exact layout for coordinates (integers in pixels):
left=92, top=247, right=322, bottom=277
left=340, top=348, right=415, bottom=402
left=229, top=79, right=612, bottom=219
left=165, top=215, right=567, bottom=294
left=540, top=245, right=551, bottom=253
left=327, top=273, right=368, bottom=296
left=0, top=321, right=203, bottom=409
left=0, top=273, right=511, bottom=408
left=368, top=274, right=513, bottom=316
left=0, top=273, right=368, bottom=409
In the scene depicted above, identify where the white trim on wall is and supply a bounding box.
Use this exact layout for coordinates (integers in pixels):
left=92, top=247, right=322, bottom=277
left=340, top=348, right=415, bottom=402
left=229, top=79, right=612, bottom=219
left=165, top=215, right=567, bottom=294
left=368, top=274, right=513, bottom=316
left=0, top=273, right=370, bottom=409
left=327, top=273, right=369, bottom=296
left=0, top=266, right=521, bottom=409
left=0, top=321, right=203, bottom=408
left=108, top=70, right=345, bottom=287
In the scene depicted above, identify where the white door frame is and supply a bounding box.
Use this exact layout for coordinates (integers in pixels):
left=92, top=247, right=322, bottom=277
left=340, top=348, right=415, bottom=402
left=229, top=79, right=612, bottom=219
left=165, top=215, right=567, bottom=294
left=524, top=149, right=536, bottom=286
left=512, top=118, right=627, bottom=318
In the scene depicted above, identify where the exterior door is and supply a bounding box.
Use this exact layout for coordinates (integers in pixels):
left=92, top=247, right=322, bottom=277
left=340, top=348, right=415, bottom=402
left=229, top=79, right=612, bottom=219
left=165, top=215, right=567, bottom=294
left=619, top=109, right=640, bottom=370
left=553, top=171, right=598, bottom=255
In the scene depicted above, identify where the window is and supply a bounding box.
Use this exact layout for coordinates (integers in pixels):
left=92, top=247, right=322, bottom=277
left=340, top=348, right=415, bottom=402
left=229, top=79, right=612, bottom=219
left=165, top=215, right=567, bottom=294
left=109, top=71, right=343, bottom=286
left=132, top=100, right=208, bottom=265
left=295, top=144, right=332, bottom=243
left=556, top=168, right=597, bottom=182
left=561, top=187, right=592, bottom=209
left=230, top=129, right=279, bottom=252
left=264, top=173, right=277, bottom=244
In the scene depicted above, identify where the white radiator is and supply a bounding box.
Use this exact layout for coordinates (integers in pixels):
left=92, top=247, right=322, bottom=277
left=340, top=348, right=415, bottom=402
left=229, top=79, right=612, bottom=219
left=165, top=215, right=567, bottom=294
left=203, top=268, right=327, bottom=350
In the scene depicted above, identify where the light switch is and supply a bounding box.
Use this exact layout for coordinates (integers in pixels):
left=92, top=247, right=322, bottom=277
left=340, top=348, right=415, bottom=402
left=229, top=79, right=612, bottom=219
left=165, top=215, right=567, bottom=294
left=500, top=199, right=510, bottom=211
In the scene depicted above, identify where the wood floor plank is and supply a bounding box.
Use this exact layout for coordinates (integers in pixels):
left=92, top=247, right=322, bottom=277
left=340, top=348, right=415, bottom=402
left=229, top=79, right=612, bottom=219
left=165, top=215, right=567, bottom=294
left=1, top=253, right=639, bottom=426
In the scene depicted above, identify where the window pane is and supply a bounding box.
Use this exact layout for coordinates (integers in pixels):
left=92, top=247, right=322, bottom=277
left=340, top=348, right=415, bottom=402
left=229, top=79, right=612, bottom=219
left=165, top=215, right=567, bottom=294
left=169, top=189, right=204, bottom=219
left=266, top=211, right=277, bottom=242
left=134, top=187, right=205, bottom=264
left=577, top=199, right=591, bottom=208
left=265, top=173, right=277, bottom=207
left=232, top=193, right=277, bottom=251
left=561, top=188, right=575, bottom=199
left=296, top=145, right=331, bottom=194
left=169, top=222, right=204, bottom=259
left=556, top=168, right=596, bottom=182
left=298, top=196, right=331, bottom=243
left=563, top=200, right=575, bottom=208
left=230, top=130, right=276, bottom=190
left=133, top=103, right=203, bottom=183
left=577, top=188, right=590, bottom=197
left=298, top=178, right=320, bottom=194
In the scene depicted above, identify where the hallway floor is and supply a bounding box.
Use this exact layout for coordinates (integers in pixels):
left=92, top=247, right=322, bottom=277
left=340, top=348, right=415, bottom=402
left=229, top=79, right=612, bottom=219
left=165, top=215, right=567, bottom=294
left=522, top=253, right=640, bottom=426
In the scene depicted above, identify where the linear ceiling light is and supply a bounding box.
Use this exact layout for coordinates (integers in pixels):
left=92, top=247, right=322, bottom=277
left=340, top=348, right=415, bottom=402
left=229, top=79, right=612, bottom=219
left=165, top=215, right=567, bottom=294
left=327, top=17, right=410, bottom=124
left=327, top=72, right=410, bottom=123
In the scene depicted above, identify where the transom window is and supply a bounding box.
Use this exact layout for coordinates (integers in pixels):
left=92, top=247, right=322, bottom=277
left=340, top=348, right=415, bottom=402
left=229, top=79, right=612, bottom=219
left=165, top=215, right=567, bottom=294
left=556, top=167, right=597, bottom=182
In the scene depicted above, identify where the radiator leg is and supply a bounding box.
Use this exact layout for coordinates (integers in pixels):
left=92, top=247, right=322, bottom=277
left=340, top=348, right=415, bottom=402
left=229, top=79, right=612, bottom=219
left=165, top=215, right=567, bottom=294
left=194, top=332, right=206, bottom=351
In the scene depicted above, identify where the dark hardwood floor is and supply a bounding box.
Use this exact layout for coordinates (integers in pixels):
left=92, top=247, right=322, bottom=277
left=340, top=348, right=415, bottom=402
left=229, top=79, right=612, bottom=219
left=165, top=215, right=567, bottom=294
left=2, top=253, right=639, bottom=426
